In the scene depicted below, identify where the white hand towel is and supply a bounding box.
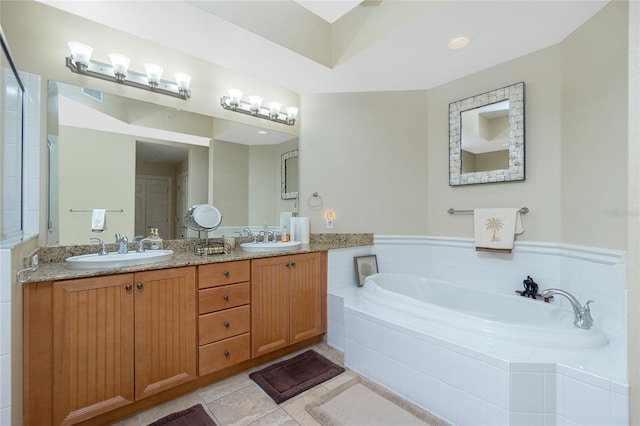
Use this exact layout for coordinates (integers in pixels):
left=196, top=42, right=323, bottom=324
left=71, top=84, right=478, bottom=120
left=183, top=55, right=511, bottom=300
left=474, top=208, right=524, bottom=253
left=91, top=209, right=107, bottom=232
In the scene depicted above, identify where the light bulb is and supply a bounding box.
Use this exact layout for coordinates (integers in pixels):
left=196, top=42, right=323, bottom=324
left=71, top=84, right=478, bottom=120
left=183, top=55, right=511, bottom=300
left=269, top=102, right=282, bottom=120
left=144, top=63, right=164, bottom=88
left=286, top=107, right=299, bottom=124
left=108, top=53, right=130, bottom=81
left=174, top=72, right=192, bottom=98
left=228, top=89, right=243, bottom=109
left=249, top=96, right=263, bottom=114
left=68, top=41, right=93, bottom=72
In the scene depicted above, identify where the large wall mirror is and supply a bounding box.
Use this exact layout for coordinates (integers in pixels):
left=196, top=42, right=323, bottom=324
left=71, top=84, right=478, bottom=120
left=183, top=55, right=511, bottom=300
left=449, top=82, right=525, bottom=185
left=47, top=81, right=298, bottom=246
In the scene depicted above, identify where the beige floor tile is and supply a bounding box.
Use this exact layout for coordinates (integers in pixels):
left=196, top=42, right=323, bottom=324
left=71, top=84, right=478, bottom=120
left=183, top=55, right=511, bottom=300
left=107, top=414, right=141, bottom=426
left=198, top=372, right=253, bottom=404
left=137, top=392, right=208, bottom=425
left=281, top=385, right=329, bottom=426
left=208, top=384, right=279, bottom=426
left=248, top=408, right=300, bottom=426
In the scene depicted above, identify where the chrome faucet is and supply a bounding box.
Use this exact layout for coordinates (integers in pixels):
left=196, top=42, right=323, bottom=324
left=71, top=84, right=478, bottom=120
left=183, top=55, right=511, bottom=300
left=259, top=230, right=274, bottom=243
left=90, top=238, right=108, bottom=256
left=135, top=236, right=152, bottom=253
left=115, top=233, right=129, bottom=254
left=540, top=288, right=594, bottom=330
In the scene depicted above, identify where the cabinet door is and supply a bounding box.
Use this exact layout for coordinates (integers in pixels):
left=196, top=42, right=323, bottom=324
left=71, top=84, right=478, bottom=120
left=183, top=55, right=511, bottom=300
left=134, top=267, right=197, bottom=400
left=289, top=252, right=327, bottom=344
left=53, top=274, right=134, bottom=426
left=251, top=256, right=290, bottom=357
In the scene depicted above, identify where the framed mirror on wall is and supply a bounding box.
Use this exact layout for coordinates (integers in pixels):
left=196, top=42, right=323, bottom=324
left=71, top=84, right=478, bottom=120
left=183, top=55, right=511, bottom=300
left=281, top=149, right=299, bottom=200
left=449, top=82, right=525, bottom=186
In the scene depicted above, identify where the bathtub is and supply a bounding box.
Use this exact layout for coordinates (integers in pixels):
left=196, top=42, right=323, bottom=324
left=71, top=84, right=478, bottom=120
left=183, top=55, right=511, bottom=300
left=360, top=273, right=608, bottom=350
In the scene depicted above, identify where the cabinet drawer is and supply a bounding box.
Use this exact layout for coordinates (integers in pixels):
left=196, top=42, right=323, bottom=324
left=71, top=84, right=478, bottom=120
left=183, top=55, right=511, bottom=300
left=199, top=261, right=250, bottom=289
left=199, top=283, right=249, bottom=315
left=199, top=305, right=250, bottom=345
left=199, top=333, right=250, bottom=376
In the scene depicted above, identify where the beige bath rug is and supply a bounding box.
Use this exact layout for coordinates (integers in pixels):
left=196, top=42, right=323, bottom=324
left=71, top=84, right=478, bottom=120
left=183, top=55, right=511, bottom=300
left=305, top=376, right=449, bottom=426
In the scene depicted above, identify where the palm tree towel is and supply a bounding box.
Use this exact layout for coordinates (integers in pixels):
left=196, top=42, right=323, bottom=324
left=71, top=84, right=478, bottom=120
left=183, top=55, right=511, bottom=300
left=473, top=208, right=524, bottom=253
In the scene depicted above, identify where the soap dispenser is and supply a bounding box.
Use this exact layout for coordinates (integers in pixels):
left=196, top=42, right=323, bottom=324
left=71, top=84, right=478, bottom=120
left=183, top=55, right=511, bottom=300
left=149, top=228, right=163, bottom=250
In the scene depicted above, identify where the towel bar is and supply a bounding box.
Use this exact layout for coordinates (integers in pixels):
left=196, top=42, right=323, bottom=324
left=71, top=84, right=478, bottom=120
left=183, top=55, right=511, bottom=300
left=69, top=208, right=124, bottom=213
left=447, top=207, right=529, bottom=215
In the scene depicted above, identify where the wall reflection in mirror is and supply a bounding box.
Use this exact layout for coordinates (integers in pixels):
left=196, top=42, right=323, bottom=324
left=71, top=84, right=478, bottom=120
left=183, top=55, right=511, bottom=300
left=47, top=81, right=298, bottom=246
left=449, top=82, right=525, bottom=185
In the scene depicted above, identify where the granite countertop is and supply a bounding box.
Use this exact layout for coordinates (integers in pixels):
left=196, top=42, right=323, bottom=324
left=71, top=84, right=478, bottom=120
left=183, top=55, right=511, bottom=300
left=23, top=233, right=373, bottom=284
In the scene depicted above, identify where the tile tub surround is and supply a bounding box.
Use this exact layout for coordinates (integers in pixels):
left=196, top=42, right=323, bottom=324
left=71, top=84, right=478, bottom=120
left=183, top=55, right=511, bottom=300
left=325, top=236, right=628, bottom=425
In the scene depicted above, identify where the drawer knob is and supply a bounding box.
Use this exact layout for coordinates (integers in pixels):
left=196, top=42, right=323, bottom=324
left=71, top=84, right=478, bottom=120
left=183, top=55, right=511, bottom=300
left=125, top=284, right=132, bottom=291
left=224, top=351, right=230, bottom=358
left=137, top=282, right=144, bottom=290
left=224, top=271, right=230, bottom=277
left=223, top=295, right=229, bottom=301
left=291, top=262, right=296, bottom=267
left=224, top=322, right=230, bottom=328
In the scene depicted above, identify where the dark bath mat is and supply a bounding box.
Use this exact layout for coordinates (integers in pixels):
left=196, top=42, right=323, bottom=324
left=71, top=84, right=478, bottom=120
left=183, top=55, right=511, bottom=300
left=249, top=349, right=345, bottom=404
left=147, top=404, right=217, bottom=426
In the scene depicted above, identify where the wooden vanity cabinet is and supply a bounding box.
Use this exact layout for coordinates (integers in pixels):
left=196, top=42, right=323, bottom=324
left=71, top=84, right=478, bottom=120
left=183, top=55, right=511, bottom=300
left=198, top=261, right=251, bottom=376
left=26, top=266, right=197, bottom=426
left=251, top=252, right=327, bottom=357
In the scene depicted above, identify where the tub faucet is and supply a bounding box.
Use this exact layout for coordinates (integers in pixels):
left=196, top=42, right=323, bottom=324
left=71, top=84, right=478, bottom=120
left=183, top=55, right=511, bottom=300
left=540, top=288, right=594, bottom=330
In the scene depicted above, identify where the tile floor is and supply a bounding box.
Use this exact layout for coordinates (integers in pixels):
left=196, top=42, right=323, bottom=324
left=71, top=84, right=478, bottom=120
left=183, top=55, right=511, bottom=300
left=109, top=342, right=360, bottom=426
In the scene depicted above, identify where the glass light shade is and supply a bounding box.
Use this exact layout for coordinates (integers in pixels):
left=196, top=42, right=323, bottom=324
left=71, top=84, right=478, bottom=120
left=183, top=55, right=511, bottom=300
left=144, top=63, right=164, bottom=86
left=249, top=96, right=263, bottom=113
left=269, top=102, right=282, bottom=119
left=174, top=72, right=192, bottom=90
left=68, top=41, right=93, bottom=68
left=108, top=53, right=130, bottom=79
left=228, top=89, right=243, bottom=102
left=286, top=107, right=299, bottom=122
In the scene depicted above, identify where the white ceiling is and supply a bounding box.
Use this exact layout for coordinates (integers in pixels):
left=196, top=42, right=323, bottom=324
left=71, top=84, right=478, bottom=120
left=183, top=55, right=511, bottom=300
left=40, top=0, right=609, bottom=95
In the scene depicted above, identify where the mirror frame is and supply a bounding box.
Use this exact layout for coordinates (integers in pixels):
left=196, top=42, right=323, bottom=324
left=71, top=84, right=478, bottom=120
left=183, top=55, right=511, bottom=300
left=449, top=82, right=525, bottom=186
left=281, top=149, right=299, bottom=200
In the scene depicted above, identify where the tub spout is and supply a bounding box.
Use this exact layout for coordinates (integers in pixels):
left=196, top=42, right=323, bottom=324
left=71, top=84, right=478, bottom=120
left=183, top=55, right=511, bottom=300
left=540, top=288, right=594, bottom=330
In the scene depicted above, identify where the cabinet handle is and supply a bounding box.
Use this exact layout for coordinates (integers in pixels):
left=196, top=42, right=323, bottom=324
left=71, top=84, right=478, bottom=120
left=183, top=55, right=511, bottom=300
left=285, top=263, right=290, bottom=268
left=137, top=282, right=144, bottom=290
left=224, top=322, right=230, bottom=328
left=223, top=295, right=229, bottom=301
left=290, top=262, right=296, bottom=267
left=224, top=271, right=230, bottom=277
left=125, top=284, right=132, bottom=291
left=224, top=351, right=230, bottom=358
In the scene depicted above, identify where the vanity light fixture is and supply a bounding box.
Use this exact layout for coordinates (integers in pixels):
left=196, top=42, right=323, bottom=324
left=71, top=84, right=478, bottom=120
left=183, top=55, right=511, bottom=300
left=220, top=89, right=299, bottom=126
left=66, top=41, right=192, bottom=100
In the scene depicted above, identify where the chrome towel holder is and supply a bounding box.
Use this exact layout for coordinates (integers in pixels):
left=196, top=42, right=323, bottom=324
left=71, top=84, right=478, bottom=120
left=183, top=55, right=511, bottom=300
left=447, top=207, right=529, bottom=215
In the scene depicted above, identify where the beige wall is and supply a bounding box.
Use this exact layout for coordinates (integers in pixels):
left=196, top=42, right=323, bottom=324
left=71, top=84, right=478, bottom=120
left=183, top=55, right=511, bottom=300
left=561, top=2, right=628, bottom=249
left=299, top=90, right=430, bottom=234
left=211, top=139, right=250, bottom=226
left=58, top=126, right=135, bottom=245
left=299, top=2, right=627, bottom=251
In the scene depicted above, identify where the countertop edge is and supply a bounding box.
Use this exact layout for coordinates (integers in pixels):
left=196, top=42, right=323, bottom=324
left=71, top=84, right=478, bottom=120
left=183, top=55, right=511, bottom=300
left=23, top=235, right=373, bottom=283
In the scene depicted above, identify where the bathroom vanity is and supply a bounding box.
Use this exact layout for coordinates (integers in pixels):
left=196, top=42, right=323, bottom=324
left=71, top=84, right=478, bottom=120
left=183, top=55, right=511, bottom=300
left=21, top=244, right=335, bottom=426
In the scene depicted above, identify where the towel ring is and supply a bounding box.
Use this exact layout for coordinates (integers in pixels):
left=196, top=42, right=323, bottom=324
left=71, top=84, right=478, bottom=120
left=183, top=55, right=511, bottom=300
left=308, top=192, right=323, bottom=211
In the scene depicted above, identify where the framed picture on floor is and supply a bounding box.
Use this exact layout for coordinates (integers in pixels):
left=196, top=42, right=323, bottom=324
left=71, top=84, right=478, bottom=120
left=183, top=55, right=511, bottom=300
left=354, top=255, right=378, bottom=287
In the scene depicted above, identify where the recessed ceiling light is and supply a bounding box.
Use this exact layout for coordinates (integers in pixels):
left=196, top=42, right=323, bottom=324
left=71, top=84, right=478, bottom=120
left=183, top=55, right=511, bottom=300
left=257, top=130, right=268, bottom=135
left=448, top=36, right=470, bottom=50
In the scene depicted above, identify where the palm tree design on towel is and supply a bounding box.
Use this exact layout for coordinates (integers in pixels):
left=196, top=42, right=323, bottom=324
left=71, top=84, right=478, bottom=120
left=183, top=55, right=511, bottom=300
left=485, top=218, right=504, bottom=242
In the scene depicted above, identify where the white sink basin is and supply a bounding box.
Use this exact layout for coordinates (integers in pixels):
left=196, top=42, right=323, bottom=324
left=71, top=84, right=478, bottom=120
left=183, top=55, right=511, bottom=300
left=65, top=250, right=174, bottom=270
left=240, top=241, right=302, bottom=253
